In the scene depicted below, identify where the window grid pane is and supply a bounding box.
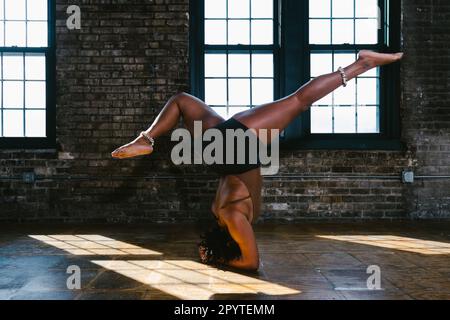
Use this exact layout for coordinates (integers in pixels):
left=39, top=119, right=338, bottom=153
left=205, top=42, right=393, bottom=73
left=205, top=53, right=274, bottom=119
left=204, top=0, right=274, bottom=46
left=309, top=0, right=382, bottom=135
left=309, top=0, right=379, bottom=45
left=1, top=0, right=48, bottom=138
left=310, top=52, right=380, bottom=134
left=1, top=55, right=47, bottom=138
left=204, top=0, right=275, bottom=120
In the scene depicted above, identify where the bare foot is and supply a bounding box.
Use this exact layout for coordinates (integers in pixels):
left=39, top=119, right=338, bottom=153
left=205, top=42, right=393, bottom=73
left=358, top=50, right=404, bottom=68
left=111, top=136, right=153, bottom=159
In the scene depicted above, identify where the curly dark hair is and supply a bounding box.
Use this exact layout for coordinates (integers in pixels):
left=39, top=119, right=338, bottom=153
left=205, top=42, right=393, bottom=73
left=198, top=225, right=242, bottom=266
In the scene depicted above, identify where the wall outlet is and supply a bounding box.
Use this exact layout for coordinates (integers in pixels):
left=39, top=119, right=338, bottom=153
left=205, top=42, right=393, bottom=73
left=22, top=172, right=36, bottom=183
left=402, top=171, right=415, bottom=184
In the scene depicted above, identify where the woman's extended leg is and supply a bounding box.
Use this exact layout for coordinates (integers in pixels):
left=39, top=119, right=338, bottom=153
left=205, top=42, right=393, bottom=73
left=112, top=92, right=224, bottom=159
left=234, top=51, right=403, bottom=141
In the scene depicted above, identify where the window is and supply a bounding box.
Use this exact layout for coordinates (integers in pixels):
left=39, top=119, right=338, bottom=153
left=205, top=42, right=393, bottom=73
left=0, top=0, right=54, bottom=148
left=309, top=0, right=381, bottom=134
left=191, top=0, right=401, bottom=150
left=194, top=0, right=278, bottom=119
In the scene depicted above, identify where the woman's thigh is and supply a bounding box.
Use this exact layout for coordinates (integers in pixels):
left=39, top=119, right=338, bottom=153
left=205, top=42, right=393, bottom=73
left=178, top=93, right=225, bottom=134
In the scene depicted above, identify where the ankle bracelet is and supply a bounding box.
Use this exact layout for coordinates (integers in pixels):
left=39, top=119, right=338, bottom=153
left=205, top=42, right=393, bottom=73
left=140, top=132, right=155, bottom=147
left=338, top=67, right=348, bottom=87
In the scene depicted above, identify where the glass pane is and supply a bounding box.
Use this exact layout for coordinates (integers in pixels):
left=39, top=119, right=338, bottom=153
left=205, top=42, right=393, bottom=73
left=25, top=110, right=46, bottom=137
left=251, top=20, right=273, bottom=45
left=5, top=21, right=26, bottom=47
left=311, top=53, right=332, bottom=77
left=205, top=54, right=226, bottom=78
left=356, top=0, right=379, bottom=18
left=309, top=19, right=331, bottom=44
left=205, top=79, right=227, bottom=105
left=357, top=78, right=378, bottom=105
left=27, top=0, right=48, bottom=20
left=212, top=107, right=228, bottom=119
left=3, top=81, right=24, bottom=108
left=311, top=107, right=333, bottom=133
left=358, top=106, right=379, bottom=133
left=229, top=79, right=250, bottom=105
left=310, top=0, right=331, bottom=18
left=228, top=0, right=250, bottom=18
left=333, top=53, right=356, bottom=71
left=0, top=22, right=3, bottom=46
left=251, top=0, right=273, bottom=18
left=205, top=0, right=226, bottom=19
left=355, top=19, right=378, bottom=44
left=252, top=54, right=273, bottom=77
left=332, top=19, right=354, bottom=44
left=5, top=0, right=25, bottom=20
left=25, top=81, right=46, bottom=109
left=27, top=21, right=48, bottom=47
left=228, top=54, right=250, bottom=78
left=228, top=20, right=250, bottom=45
left=252, top=79, right=273, bottom=105
left=334, top=106, right=356, bottom=133
left=0, top=0, right=3, bottom=20
left=332, top=0, right=354, bottom=18
left=363, top=66, right=378, bottom=78
left=25, top=54, right=46, bottom=80
left=228, top=106, right=249, bottom=118
left=3, top=110, right=24, bottom=137
left=205, top=20, right=226, bottom=45
left=3, top=54, right=24, bottom=80
left=334, top=80, right=356, bottom=106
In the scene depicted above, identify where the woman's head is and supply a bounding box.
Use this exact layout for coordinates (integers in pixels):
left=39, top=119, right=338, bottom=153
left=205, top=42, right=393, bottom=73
left=198, top=225, right=242, bottom=266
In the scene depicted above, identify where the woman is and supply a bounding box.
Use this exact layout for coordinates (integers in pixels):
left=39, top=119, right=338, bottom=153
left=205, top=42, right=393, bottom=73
left=112, top=51, right=403, bottom=271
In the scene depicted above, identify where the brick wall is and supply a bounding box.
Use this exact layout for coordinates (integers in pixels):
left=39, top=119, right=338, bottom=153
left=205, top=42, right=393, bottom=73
left=0, top=0, right=449, bottom=222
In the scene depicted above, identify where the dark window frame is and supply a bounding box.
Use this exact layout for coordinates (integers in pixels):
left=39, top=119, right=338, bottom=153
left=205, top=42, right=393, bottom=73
left=190, top=0, right=403, bottom=151
left=0, top=0, right=56, bottom=149
left=190, top=0, right=281, bottom=117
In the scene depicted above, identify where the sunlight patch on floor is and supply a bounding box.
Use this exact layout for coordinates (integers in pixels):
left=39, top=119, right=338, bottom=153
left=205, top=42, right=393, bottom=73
left=92, top=260, right=301, bottom=300
left=29, top=235, right=162, bottom=256
left=317, top=235, right=450, bottom=255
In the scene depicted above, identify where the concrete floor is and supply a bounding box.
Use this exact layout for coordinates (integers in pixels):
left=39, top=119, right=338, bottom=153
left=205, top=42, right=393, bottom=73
left=0, top=222, right=449, bottom=300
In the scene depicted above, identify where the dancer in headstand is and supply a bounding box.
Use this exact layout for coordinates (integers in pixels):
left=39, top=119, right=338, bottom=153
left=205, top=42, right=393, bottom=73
left=112, top=51, right=403, bottom=271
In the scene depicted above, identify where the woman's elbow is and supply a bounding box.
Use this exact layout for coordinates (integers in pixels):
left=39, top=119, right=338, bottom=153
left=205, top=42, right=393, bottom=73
left=241, top=259, right=260, bottom=272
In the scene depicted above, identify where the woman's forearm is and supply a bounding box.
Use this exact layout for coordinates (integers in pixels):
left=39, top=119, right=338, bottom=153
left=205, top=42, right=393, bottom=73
left=227, top=257, right=259, bottom=271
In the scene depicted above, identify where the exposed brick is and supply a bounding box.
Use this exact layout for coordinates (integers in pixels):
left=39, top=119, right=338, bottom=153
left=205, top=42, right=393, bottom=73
left=0, top=0, right=449, bottom=222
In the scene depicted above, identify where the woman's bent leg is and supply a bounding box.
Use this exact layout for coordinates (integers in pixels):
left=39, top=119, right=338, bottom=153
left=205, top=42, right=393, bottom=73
left=112, top=92, right=224, bottom=159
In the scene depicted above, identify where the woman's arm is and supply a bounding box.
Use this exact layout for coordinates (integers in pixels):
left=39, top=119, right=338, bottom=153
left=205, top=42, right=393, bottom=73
left=223, top=212, right=260, bottom=271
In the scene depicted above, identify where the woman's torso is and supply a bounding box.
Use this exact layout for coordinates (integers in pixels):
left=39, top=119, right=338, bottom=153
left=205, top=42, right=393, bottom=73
left=207, top=117, right=263, bottom=225
left=212, top=168, right=262, bottom=225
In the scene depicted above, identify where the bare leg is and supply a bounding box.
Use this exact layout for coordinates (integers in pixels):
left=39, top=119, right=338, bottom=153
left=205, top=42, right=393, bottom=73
left=234, top=51, right=403, bottom=141
left=112, top=92, right=224, bottom=159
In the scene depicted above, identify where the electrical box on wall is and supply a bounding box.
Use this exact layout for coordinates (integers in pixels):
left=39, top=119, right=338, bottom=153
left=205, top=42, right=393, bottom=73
left=22, top=172, right=36, bottom=184
left=402, top=171, right=415, bottom=184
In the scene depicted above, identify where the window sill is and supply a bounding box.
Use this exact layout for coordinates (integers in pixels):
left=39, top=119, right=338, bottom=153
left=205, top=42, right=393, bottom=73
left=281, top=137, right=406, bottom=151
left=0, top=138, right=56, bottom=150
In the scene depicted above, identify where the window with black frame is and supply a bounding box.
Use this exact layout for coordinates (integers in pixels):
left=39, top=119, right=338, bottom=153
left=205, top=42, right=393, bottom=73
left=309, top=0, right=381, bottom=134
left=0, top=0, right=53, bottom=148
left=191, top=0, right=401, bottom=150
left=202, top=0, right=277, bottom=119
